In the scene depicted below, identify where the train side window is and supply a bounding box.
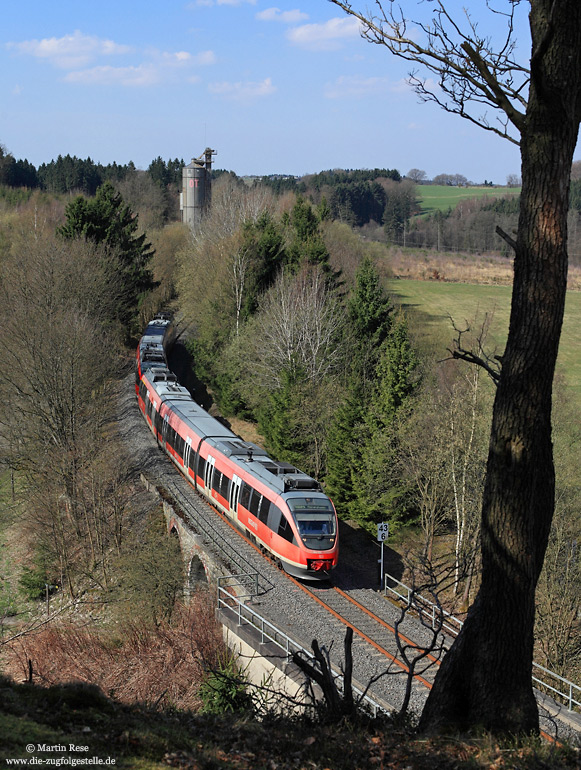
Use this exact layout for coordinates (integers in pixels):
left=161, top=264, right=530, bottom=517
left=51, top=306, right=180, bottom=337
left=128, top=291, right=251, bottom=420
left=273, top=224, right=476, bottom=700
left=249, top=490, right=261, bottom=518
left=176, top=435, right=185, bottom=457
left=258, top=498, right=270, bottom=525
left=197, top=455, right=206, bottom=479
left=278, top=515, right=295, bottom=544
left=268, top=504, right=282, bottom=532
left=218, top=471, right=230, bottom=499
left=240, top=483, right=251, bottom=510
left=211, top=470, right=222, bottom=493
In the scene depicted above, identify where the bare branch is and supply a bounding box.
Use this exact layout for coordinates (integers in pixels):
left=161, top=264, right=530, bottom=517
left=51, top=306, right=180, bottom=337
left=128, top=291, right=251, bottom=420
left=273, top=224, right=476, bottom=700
left=495, top=225, right=517, bottom=251
left=444, top=313, right=501, bottom=384
left=328, top=0, right=528, bottom=143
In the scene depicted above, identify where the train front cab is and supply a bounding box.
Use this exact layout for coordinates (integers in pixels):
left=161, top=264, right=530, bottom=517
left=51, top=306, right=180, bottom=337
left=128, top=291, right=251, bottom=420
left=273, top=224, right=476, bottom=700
left=283, top=494, right=338, bottom=579
left=235, top=480, right=338, bottom=581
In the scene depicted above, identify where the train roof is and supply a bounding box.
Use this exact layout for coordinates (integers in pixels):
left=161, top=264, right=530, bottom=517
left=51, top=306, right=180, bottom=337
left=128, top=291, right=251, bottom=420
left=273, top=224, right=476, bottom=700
left=143, top=314, right=172, bottom=334
left=206, top=433, right=324, bottom=497
left=142, top=366, right=324, bottom=499
left=139, top=315, right=176, bottom=357
left=140, top=342, right=166, bottom=364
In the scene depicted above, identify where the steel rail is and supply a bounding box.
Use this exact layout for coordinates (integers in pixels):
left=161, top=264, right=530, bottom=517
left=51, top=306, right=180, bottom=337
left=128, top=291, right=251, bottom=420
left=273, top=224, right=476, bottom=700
left=288, top=576, right=434, bottom=691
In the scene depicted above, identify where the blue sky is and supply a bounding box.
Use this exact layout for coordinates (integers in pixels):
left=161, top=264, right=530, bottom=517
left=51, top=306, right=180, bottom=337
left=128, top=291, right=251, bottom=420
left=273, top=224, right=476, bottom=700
left=2, top=0, right=574, bottom=184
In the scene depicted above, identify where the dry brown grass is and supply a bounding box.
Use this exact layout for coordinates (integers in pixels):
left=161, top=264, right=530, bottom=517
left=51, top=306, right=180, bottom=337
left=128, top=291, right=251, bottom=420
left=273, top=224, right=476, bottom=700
left=3, top=592, right=224, bottom=710
left=388, top=248, right=581, bottom=290
left=228, top=416, right=265, bottom=445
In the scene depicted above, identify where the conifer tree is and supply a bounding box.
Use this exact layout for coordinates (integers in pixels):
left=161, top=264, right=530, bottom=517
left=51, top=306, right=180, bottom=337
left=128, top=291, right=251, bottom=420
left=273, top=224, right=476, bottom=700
left=370, top=315, right=418, bottom=427
left=351, top=315, right=418, bottom=528
left=286, top=195, right=332, bottom=273
left=325, top=257, right=394, bottom=515
left=239, top=210, right=286, bottom=319
left=257, top=367, right=308, bottom=469
left=324, top=383, right=363, bottom=515
left=347, top=255, right=393, bottom=350
left=59, top=182, right=155, bottom=326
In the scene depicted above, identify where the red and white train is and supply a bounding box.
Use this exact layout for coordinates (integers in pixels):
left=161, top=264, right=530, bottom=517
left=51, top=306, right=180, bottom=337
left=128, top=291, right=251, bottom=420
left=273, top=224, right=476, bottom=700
left=134, top=313, right=176, bottom=393
left=135, top=320, right=339, bottom=580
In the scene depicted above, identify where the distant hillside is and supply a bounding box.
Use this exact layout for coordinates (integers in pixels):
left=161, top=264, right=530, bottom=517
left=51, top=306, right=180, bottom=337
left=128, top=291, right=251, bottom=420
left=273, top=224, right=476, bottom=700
left=417, top=184, right=520, bottom=215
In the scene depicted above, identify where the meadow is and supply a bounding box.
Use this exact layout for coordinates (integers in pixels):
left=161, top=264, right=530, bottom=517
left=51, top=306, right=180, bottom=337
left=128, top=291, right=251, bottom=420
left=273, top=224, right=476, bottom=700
left=388, top=278, right=581, bottom=407
left=417, top=184, right=520, bottom=215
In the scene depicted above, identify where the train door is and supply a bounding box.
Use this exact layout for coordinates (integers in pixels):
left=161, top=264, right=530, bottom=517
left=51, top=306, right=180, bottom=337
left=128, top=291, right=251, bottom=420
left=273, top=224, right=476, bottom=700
left=204, top=455, right=215, bottom=492
left=146, top=393, right=153, bottom=423
left=184, top=437, right=192, bottom=478
left=229, top=474, right=242, bottom=521
left=161, top=414, right=169, bottom=447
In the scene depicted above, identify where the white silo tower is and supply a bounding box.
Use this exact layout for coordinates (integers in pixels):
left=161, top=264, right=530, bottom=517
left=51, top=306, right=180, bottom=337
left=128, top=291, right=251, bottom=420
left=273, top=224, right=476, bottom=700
left=180, top=147, right=216, bottom=229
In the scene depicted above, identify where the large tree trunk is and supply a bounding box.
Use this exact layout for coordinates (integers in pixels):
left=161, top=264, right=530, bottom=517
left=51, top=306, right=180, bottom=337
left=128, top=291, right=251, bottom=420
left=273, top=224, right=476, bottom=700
left=419, top=0, right=581, bottom=735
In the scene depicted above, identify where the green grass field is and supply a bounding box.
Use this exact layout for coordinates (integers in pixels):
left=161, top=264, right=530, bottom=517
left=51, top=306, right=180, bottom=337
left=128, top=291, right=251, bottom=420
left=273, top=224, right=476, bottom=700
left=388, top=279, right=581, bottom=406
left=417, top=185, right=520, bottom=215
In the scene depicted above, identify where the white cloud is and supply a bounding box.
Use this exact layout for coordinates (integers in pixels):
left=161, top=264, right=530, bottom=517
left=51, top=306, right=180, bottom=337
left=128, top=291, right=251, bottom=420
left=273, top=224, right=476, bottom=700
left=286, top=17, right=361, bottom=51
left=151, top=49, right=216, bottom=67
left=169, top=51, right=192, bottom=62
left=64, top=64, right=159, bottom=87
left=325, top=75, right=395, bottom=99
left=64, top=50, right=216, bottom=87
left=256, top=8, right=309, bottom=23
left=193, top=50, right=217, bottom=66
left=7, top=30, right=132, bottom=69
left=208, top=77, right=276, bottom=100
left=8, top=30, right=216, bottom=88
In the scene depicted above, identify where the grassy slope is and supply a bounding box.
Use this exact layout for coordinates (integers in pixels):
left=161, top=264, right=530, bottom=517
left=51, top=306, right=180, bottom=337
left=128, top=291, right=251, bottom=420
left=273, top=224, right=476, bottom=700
left=389, top=279, right=581, bottom=407
left=417, top=184, right=520, bottom=215
left=0, top=677, right=577, bottom=769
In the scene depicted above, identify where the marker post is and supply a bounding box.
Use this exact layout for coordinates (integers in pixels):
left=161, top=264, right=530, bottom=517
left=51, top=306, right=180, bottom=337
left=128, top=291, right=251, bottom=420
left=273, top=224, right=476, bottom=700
left=377, top=522, right=389, bottom=587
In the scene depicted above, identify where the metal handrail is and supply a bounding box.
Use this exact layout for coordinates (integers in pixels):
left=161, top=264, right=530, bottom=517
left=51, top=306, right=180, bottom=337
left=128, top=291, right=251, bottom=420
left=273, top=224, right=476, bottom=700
left=384, top=571, right=581, bottom=712
left=217, top=576, right=388, bottom=717
left=384, top=572, right=463, bottom=636
left=532, top=663, right=581, bottom=713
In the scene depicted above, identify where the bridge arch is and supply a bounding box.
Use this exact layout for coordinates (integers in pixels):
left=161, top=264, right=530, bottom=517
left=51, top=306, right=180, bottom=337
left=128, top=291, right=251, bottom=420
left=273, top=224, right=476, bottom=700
left=188, top=553, right=208, bottom=589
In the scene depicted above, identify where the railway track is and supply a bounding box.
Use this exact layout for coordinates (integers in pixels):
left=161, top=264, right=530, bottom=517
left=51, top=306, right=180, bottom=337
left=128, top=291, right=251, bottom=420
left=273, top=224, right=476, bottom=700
left=306, top=581, right=437, bottom=683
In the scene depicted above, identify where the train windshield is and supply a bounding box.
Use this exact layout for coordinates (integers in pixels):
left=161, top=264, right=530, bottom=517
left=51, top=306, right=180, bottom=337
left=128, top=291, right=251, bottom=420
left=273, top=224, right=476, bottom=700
left=287, top=497, right=336, bottom=538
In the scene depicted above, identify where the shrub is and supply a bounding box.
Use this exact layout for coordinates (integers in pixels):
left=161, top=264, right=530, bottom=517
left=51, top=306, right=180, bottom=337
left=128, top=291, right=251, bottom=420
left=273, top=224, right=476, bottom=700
left=199, top=654, right=254, bottom=715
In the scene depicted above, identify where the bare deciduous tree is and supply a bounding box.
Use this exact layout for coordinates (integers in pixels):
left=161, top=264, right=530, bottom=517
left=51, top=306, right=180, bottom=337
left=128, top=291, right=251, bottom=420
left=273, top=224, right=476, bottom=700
left=251, top=267, right=346, bottom=388
left=397, top=406, right=452, bottom=563
left=0, top=235, right=127, bottom=595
